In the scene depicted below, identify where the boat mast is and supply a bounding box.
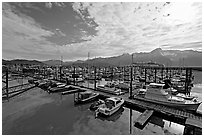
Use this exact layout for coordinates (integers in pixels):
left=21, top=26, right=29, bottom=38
left=88, top=52, right=90, bottom=88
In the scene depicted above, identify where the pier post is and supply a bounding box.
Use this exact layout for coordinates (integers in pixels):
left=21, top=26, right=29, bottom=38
left=123, top=67, right=125, bottom=81
left=43, top=67, right=45, bottom=79
left=88, top=66, right=89, bottom=88
left=154, top=68, right=157, bottom=83
left=145, top=68, right=147, bottom=85
left=94, top=67, right=97, bottom=90
left=129, top=108, right=132, bottom=134
left=6, top=69, right=9, bottom=100
left=185, top=68, right=188, bottom=95
left=111, top=67, right=113, bottom=81
left=73, top=66, right=76, bottom=85
left=59, top=66, right=62, bottom=81
left=130, top=65, right=133, bottom=98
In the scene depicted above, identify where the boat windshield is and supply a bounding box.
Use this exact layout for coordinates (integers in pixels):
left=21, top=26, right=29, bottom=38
left=105, top=99, right=115, bottom=109
left=79, top=93, right=91, bottom=99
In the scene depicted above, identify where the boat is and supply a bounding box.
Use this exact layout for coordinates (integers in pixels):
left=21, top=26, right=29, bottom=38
left=38, top=81, right=47, bottom=87
left=90, top=99, right=105, bottom=111
left=176, top=93, right=197, bottom=100
left=133, top=83, right=201, bottom=111
left=96, top=107, right=124, bottom=122
left=137, top=88, right=147, bottom=95
left=96, top=97, right=124, bottom=116
left=48, top=83, right=70, bottom=93
left=74, top=90, right=99, bottom=104
left=165, top=87, right=178, bottom=95
left=96, top=84, right=124, bottom=95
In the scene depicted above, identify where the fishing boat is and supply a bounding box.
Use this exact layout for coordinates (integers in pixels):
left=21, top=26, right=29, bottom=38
left=133, top=83, right=201, bottom=111
left=96, top=97, right=124, bottom=116
left=74, top=90, right=99, bottom=104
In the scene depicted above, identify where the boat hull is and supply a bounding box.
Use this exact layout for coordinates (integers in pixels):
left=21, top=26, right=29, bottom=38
left=75, top=93, right=99, bottom=104
left=96, top=87, right=121, bottom=95
left=134, top=96, right=201, bottom=111
left=98, top=100, right=124, bottom=116
left=49, top=86, right=72, bottom=93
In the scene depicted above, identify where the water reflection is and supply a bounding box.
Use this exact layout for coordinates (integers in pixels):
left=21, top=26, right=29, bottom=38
left=96, top=107, right=124, bottom=122
left=3, top=87, right=186, bottom=135
left=149, top=116, right=165, bottom=128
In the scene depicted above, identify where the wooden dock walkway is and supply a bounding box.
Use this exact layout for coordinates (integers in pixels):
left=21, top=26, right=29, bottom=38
left=2, top=83, right=36, bottom=100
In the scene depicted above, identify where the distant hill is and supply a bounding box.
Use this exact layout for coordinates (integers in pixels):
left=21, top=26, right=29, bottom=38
left=42, top=60, right=63, bottom=66
left=82, top=48, right=202, bottom=67
left=2, top=59, right=44, bottom=65
left=2, top=48, right=202, bottom=67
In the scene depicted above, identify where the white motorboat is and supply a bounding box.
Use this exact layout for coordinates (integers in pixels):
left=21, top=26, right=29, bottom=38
left=133, top=83, right=201, bottom=111
left=96, top=97, right=124, bottom=116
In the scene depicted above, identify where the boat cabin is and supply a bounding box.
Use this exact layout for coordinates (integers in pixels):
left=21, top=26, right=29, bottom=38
left=145, top=83, right=170, bottom=101
left=105, top=97, right=122, bottom=109
left=78, top=91, right=93, bottom=100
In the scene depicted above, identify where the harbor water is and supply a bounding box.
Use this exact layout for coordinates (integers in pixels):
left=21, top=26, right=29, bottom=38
left=2, top=71, right=202, bottom=135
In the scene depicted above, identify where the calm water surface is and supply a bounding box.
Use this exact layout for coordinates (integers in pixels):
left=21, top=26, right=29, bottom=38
left=2, top=88, right=186, bottom=135
left=2, top=70, right=202, bottom=135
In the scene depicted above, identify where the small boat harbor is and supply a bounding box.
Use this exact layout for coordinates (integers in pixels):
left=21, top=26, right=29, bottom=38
left=2, top=63, right=202, bottom=135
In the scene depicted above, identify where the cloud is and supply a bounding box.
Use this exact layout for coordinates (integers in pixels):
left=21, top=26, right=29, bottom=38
left=70, top=2, right=202, bottom=56
left=2, top=3, right=59, bottom=60
left=45, top=2, right=52, bottom=8
left=2, top=2, right=202, bottom=61
left=55, top=29, right=66, bottom=37
left=45, top=2, right=66, bottom=9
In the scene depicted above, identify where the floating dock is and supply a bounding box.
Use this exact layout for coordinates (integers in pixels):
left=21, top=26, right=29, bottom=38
left=134, top=109, right=154, bottom=129
left=2, top=83, right=36, bottom=100
left=61, top=89, right=80, bottom=95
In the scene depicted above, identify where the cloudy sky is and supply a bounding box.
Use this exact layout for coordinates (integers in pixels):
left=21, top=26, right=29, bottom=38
left=2, top=2, right=202, bottom=61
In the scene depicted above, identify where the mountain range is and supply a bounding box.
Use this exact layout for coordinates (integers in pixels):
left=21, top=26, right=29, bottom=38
left=2, top=48, right=202, bottom=67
